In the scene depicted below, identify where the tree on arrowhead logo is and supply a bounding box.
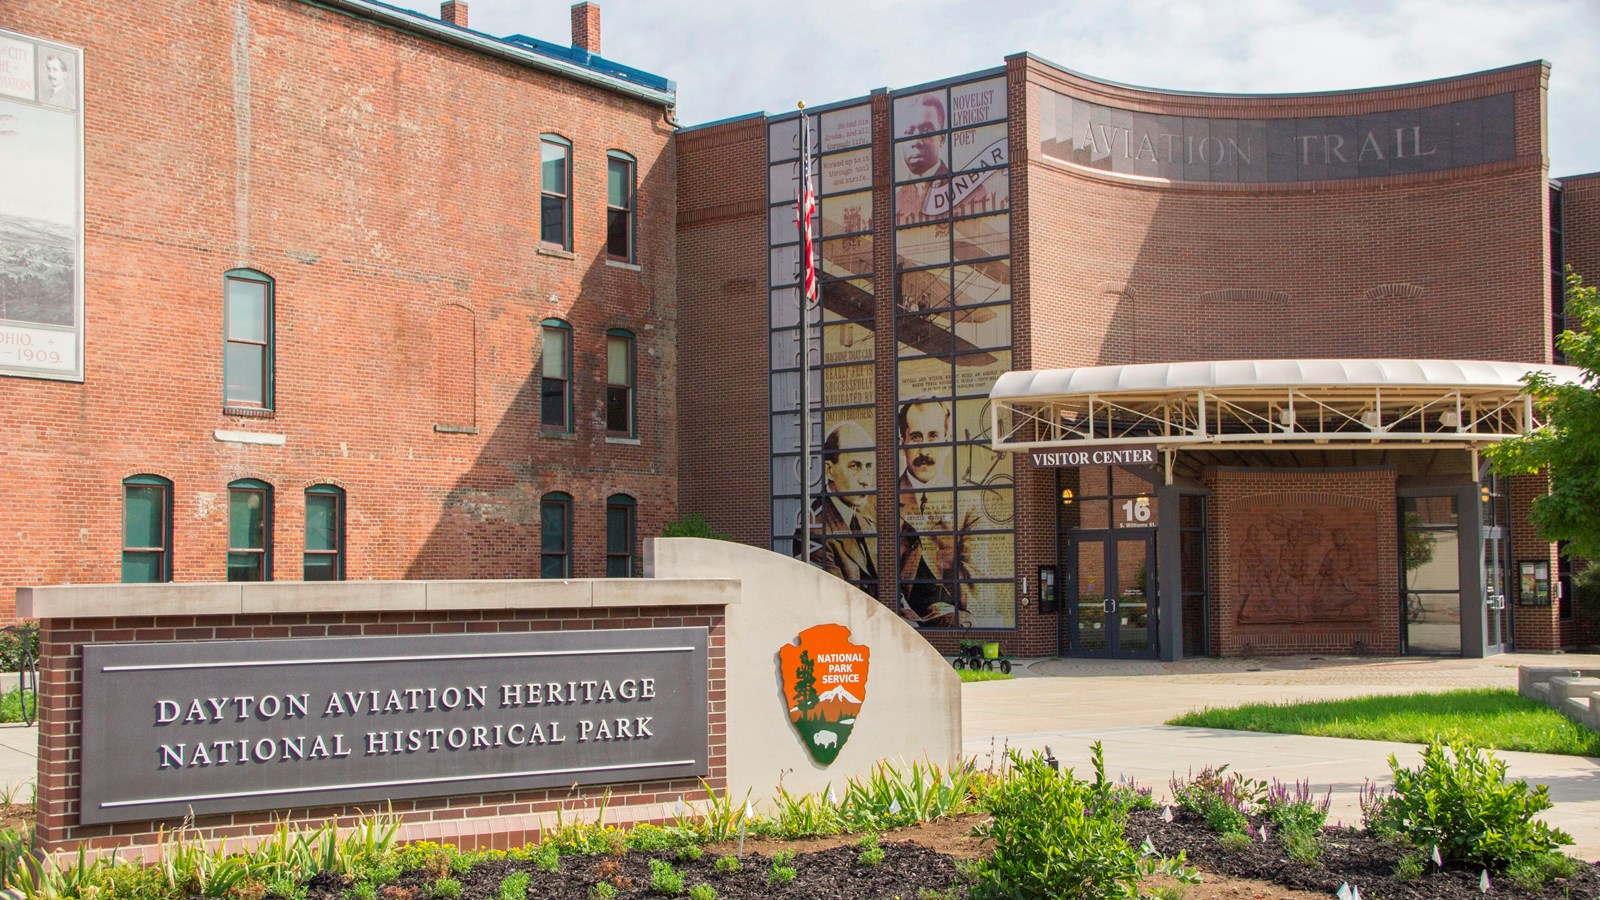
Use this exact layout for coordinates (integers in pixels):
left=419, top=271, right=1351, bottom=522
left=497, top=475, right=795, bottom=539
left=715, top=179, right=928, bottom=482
left=779, top=623, right=870, bottom=766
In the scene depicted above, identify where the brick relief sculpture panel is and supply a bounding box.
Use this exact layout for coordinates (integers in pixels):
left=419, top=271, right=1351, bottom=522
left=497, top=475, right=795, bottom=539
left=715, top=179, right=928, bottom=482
left=1231, top=496, right=1382, bottom=627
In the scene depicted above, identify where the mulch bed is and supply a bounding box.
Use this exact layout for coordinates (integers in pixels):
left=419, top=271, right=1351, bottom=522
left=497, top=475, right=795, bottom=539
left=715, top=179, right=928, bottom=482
left=1130, top=807, right=1600, bottom=900
left=301, top=843, right=963, bottom=899
left=292, top=810, right=1600, bottom=899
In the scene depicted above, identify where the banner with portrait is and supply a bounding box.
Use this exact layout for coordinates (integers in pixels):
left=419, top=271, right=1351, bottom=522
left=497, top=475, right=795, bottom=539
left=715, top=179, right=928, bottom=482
left=892, top=74, right=1014, bottom=630
left=0, top=28, right=83, bottom=381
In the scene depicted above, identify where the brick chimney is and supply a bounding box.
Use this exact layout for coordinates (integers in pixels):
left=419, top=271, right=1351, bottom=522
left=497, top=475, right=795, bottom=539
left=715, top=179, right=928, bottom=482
left=440, top=0, right=467, bottom=28
left=571, top=2, right=600, bottom=56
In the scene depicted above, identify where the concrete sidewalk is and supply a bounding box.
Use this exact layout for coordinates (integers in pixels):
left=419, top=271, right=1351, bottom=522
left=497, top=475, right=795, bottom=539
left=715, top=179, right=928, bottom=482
left=0, top=722, right=34, bottom=803
left=962, top=653, right=1600, bottom=862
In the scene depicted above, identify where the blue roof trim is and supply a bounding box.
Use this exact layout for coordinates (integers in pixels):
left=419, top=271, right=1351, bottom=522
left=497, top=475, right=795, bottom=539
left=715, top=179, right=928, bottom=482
left=503, top=34, right=673, bottom=93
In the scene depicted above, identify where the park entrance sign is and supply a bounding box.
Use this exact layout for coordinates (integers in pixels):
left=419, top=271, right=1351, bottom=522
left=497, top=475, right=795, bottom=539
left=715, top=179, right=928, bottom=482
left=779, top=623, right=870, bottom=765
left=80, top=630, right=709, bottom=824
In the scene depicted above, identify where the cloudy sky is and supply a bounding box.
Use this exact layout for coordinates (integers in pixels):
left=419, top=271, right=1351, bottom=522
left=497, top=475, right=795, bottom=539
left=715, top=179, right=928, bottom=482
left=392, top=0, right=1600, bottom=176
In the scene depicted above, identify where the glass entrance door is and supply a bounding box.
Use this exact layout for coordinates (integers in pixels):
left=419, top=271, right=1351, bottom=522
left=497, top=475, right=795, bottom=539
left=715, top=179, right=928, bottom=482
left=1067, top=532, right=1155, bottom=658
left=1484, top=528, right=1512, bottom=653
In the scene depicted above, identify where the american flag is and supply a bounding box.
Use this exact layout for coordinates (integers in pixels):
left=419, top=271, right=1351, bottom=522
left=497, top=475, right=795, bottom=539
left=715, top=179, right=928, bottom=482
left=797, top=118, right=817, bottom=303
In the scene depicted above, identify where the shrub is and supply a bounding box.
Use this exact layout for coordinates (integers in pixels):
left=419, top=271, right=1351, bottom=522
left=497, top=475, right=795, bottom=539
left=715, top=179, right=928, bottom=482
left=429, top=877, right=461, bottom=899
left=1369, top=737, right=1572, bottom=868
left=531, top=842, right=560, bottom=874
left=1217, top=831, right=1252, bottom=853
left=687, top=884, right=717, bottom=900
left=1262, top=778, right=1331, bottom=864
left=588, top=883, right=618, bottom=900
left=1393, top=851, right=1426, bottom=880
left=649, top=859, right=685, bottom=896
left=970, top=748, right=1196, bottom=899
left=712, top=855, right=740, bottom=875
left=676, top=844, right=703, bottom=862
left=0, top=625, right=38, bottom=671
left=767, top=865, right=797, bottom=885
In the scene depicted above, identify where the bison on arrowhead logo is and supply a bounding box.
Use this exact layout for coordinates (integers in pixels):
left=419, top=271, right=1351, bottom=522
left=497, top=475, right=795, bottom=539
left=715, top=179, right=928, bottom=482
left=779, top=623, right=870, bottom=765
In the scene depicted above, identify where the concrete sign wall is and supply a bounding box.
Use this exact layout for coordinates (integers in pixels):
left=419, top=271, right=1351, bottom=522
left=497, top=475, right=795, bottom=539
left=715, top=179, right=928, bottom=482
left=80, top=629, right=708, bottom=824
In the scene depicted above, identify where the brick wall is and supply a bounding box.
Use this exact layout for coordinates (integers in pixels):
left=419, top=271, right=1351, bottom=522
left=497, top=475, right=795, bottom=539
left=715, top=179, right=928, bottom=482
left=37, top=605, right=726, bottom=854
left=673, top=116, right=770, bottom=547
left=0, top=0, right=678, bottom=620
left=1205, top=469, right=1400, bottom=657
left=1563, top=173, right=1600, bottom=286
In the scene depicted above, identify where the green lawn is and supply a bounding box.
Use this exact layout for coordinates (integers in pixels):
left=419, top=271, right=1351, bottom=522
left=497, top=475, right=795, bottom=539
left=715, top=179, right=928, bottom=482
left=1166, top=688, right=1600, bottom=757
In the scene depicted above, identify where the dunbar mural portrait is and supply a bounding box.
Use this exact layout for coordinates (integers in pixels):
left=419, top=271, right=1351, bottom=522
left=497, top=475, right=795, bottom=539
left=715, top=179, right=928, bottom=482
left=0, top=27, right=82, bottom=381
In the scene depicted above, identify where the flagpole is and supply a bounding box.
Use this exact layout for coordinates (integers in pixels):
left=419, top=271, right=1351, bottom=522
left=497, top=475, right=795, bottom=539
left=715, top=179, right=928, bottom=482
left=796, top=101, right=814, bottom=562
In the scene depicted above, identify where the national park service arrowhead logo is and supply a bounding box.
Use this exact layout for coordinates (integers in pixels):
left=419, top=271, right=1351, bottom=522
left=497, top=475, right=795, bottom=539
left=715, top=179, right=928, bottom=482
left=779, top=623, right=869, bottom=766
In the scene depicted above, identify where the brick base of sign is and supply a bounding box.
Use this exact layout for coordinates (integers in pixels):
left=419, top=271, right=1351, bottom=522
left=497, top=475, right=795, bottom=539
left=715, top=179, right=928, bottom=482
left=35, top=606, right=727, bottom=856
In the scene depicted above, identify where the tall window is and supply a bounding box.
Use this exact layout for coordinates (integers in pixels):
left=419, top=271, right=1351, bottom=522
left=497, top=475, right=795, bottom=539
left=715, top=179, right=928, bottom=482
left=606, top=329, right=635, bottom=436
left=227, top=479, right=272, bottom=582
left=606, top=494, right=636, bottom=577
left=606, top=151, right=636, bottom=262
left=224, top=270, right=274, bottom=408
left=540, top=135, right=571, bottom=249
left=540, top=319, right=571, bottom=431
left=540, top=492, right=571, bottom=578
left=305, top=485, right=345, bottom=582
left=122, top=475, right=172, bottom=583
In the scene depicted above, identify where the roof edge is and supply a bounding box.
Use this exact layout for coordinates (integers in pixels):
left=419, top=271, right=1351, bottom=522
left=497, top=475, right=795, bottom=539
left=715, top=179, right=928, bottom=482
left=305, top=0, right=676, bottom=107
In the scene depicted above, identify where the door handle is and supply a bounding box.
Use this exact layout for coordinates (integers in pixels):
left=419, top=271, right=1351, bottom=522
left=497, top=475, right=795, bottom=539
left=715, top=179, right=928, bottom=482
left=1103, top=598, right=1116, bottom=614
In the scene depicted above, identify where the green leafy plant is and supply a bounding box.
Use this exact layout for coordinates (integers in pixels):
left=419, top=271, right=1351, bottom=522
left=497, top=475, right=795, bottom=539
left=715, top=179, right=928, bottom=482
left=970, top=746, right=1198, bottom=899
left=348, top=882, right=379, bottom=900
left=496, top=870, right=530, bottom=900
left=1507, top=851, right=1581, bottom=891
left=430, top=876, right=462, bottom=899
left=1261, top=778, right=1331, bottom=864
left=588, top=883, right=618, bottom=900
left=712, top=854, right=740, bottom=875
left=1369, top=737, right=1573, bottom=868
left=1170, top=766, right=1261, bottom=836
left=660, top=513, right=733, bottom=541
left=675, top=844, right=703, bottom=862
left=266, top=875, right=308, bottom=899
left=687, top=884, right=717, bottom=900
left=1217, top=831, right=1252, bottom=853
left=649, top=858, right=685, bottom=896
left=532, top=841, right=560, bottom=874
left=1393, top=851, right=1426, bottom=880
left=767, top=864, right=797, bottom=885
left=856, top=832, right=885, bottom=866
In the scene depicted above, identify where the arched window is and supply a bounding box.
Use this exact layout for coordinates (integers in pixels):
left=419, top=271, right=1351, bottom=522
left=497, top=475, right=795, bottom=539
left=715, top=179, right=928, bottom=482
left=305, top=485, right=345, bottom=581
left=606, top=150, right=636, bottom=262
left=224, top=269, right=274, bottom=409
left=606, top=494, right=637, bottom=577
left=540, top=318, right=572, bottom=431
left=227, top=478, right=273, bottom=582
left=605, top=328, right=635, bottom=437
left=541, top=491, right=572, bottom=578
left=122, top=475, right=173, bottom=583
left=540, top=134, right=572, bottom=250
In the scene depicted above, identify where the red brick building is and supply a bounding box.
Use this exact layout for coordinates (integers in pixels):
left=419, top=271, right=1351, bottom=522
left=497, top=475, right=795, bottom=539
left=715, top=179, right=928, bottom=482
left=0, top=0, right=678, bottom=617
left=3, top=1, right=1598, bottom=660
left=676, top=55, right=1600, bottom=659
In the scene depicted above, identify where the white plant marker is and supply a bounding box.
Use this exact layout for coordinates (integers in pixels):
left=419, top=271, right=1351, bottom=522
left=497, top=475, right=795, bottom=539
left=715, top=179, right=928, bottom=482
left=1260, top=824, right=1269, bottom=843
left=889, top=799, right=902, bottom=816
left=1480, top=869, right=1491, bottom=893
left=674, top=797, right=686, bottom=819
left=739, top=800, right=754, bottom=858
left=827, top=786, right=839, bottom=806
left=1352, top=888, right=1362, bottom=900
left=1432, top=845, right=1443, bottom=867
left=1336, top=882, right=1353, bottom=900
left=1161, top=805, right=1174, bottom=823
left=1140, top=836, right=1156, bottom=857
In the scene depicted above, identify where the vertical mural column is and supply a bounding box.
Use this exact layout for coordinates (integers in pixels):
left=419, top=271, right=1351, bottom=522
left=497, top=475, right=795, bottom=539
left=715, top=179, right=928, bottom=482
left=891, top=75, right=1015, bottom=630
left=767, top=103, right=881, bottom=598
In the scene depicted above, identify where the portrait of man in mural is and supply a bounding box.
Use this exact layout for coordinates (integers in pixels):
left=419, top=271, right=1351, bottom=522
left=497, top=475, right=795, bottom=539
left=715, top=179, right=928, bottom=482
left=805, top=420, right=878, bottom=593
left=894, top=93, right=951, bottom=225
left=896, top=399, right=977, bottom=626
left=38, top=52, right=75, bottom=109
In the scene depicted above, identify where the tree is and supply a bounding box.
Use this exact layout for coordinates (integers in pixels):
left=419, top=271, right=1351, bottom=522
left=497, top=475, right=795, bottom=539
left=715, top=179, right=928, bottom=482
left=792, top=650, right=819, bottom=717
left=1487, top=268, right=1600, bottom=557
left=659, top=513, right=733, bottom=541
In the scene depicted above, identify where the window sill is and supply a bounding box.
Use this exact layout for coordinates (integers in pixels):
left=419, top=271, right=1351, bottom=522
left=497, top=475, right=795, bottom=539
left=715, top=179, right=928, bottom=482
left=223, top=406, right=276, bottom=419
left=542, top=430, right=578, bottom=441
left=538, top=246, right=576, bottom=260
left=605, top=435, right=641, bottom=445
left=433, top=423, right=479, bottom=435
left=604, top=259, right=642, bottom=272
